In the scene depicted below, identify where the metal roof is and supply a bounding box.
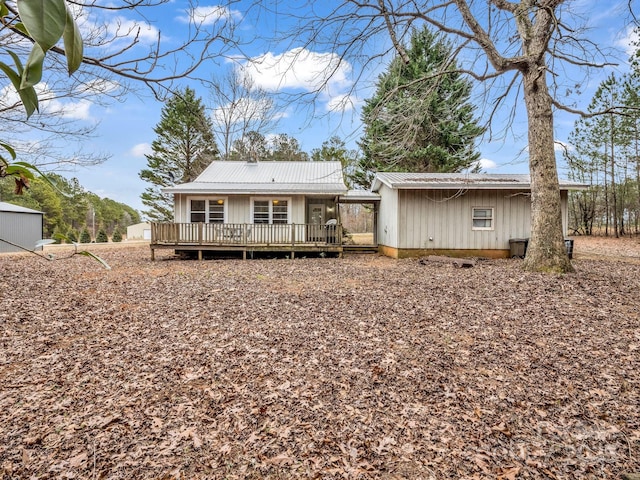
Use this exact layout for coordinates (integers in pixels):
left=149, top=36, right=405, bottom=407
left=339, top=190, right=381, bottom=202
left=163, top=161, right=348, bottom=195
left=371, top=173, right=587, bottom=191
left=0, top=202, right=43, bottom=214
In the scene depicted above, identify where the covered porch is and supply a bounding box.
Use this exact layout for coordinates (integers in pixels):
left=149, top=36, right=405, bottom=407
left=150, top=222, right=344, bottom=260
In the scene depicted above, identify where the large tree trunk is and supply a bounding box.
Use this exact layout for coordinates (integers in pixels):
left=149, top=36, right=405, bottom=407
left=521, top=69, right=574, bottom=273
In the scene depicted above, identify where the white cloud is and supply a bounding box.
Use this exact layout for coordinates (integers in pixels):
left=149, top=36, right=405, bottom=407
left=103, top=16, right=160, bottom=44
left=240, top=47, right=354, bottom=113
left=469, top=158, right=498, bottom=171
left=615, top=25, right=638, bottom=56
left=326, top=93, right=359, bottom=113
left=177, top=6, right=242, bottom=25
left=241, top=48, right=352, bottom=94
left=130, top=143, right=152, bottom=157
left=554, top=140, right=573, bottom=153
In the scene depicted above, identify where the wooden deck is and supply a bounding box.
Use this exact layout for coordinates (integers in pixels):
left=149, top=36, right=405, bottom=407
left=150, top=222, right=345, bottom=259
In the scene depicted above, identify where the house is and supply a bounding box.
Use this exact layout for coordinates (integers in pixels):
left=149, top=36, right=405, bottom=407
left=151, top=161, right=350, bottom=259
left=0, top=202, right=44, bottom=254
left=372, top=172, right=583, bottom=258
left=151, top=163, right=583, bottom=260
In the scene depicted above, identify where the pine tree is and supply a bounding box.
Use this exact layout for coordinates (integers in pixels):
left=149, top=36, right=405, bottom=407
left=356, top=27, right=484, bottom=187
left=79, top=228, right=92, bottom=244
left=139, top=87, right=219, bottom=221
left=112, top=227, right=123, bottom=243
left=96, top=229, right=108, bottom=243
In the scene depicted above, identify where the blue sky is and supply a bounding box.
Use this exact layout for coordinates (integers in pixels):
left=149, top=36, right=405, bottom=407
left=8, top=0, right=639, bottom=215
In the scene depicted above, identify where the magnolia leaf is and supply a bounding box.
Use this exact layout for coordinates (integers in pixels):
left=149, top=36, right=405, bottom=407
left=77, top=250, right=111, bottom=270
left=21, top=43, right=45, bottom=89
left=1, top=2, right=9, bottom=17
left=17, top=0, right=67, bottom=52
left=10, top=161, right=70, bottom=196
left=5, top=164, right=36, bottom=180
left=0, top=55, right=39, bottom=117
left=62, top=6, right=83, bottom=74
left=12, top=22, right=30, bottom=37
left=0, top=142, right=17, bottom=161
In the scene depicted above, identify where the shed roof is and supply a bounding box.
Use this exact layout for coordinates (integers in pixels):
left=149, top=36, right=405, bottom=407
left=372, top=173, right=586, bottom=191
left=0, top=202, right=43, bottom=214
left=163, top=161, right=348, bottom=196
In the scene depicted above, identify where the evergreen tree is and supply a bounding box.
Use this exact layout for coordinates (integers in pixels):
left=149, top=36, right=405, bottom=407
left=357, top=27, right=484, bottom=188
left=311, top=136, right=360, bottom=188
left=96, top=229, right=108, bottom=243
left=66, top=229, right=78, bottom=243
left=112, top=227, right=123, bottom=243
left=79, top=228, right=92, bottom=244
left=140, top=87, right=219, bottom=221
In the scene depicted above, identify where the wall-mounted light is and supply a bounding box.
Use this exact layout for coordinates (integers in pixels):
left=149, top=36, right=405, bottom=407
left=217, top=199, right=224, bottom=205
left=273, top=200, right=279, bottom=205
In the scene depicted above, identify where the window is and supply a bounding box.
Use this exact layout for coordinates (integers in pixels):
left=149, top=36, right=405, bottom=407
left=253, top=200, right=270, bottom=224
left=272, top=200, right=288, bottom=224
left=209, top=200, right=225, bottom=224
left=472, top=207, right=494, bottom=230
left=189, top=198, right=226, bottom=223
left=252, top=198, right=289, bottom=224
left=190, top=200, right=206, bottom=223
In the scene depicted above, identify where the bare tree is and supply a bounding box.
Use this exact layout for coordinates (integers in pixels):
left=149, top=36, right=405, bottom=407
left=293, top=0, right=626, bottom=273
left=209, top=68, right=279, bottom=160
left=0, top=0, right=247, bottom=170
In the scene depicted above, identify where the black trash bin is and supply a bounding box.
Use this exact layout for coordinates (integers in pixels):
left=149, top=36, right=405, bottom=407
left=564, top=239, right=574, bottom=259
left=509, top=238, right=528, bottom=258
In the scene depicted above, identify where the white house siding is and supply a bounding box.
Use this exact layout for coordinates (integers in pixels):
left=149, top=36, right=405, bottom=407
left=376, top=183, right=400, bottom=248
left=174, top=194, right=307, bottom=224
left=393, top=189, right=532, bottom=251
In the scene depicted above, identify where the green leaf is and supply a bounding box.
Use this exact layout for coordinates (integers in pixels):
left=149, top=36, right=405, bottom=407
left=63, top=6, right=83, bottom=74
left=17, top=0, right=67, bottom=52
left=12, top=22, right=30, bottom=37
left=0, top=58, right=39, bottom=117
left=0, top=142, right=17, bottom=162
left=77, top=250, right=111, bottom=270
left=1, top=2, right=9, bottom=17
left=5, top=164, right=35, bottom=179
left=21, top=43, right=45, bottom=89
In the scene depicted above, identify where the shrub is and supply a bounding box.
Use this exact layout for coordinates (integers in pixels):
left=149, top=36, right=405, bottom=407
left=66, top=229, right=78, bottom=243
left=112, top=227, right=123, bottom=243
left=79, top=228, right=92, bottom=244
left=96, top=229, right=108, bottom=243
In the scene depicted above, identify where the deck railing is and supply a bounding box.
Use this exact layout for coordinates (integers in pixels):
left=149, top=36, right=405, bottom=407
left=151, top=222, right=342, bottom=246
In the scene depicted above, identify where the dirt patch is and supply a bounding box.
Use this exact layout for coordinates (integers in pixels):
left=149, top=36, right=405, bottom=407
left=1, top=245, right=639, bottom=479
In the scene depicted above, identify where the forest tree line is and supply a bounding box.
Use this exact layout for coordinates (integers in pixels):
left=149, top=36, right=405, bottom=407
left=0, top=174, right=140, bottom=243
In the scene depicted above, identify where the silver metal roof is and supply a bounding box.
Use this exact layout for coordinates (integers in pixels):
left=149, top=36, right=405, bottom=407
left=339, top=190, right=381, bottom=202
left=0, top=202, right=43, bottom=214
left=163, top=161, right=348, bottom=195
left=372, top=173, right=587, bottom=191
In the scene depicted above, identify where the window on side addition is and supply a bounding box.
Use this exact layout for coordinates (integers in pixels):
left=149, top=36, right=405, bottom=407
left=472, top=207, right=494, bottom=230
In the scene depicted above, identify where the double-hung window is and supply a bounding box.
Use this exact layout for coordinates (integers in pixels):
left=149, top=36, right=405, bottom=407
left=472, top=207, right=494, bottom=230
left=252, top=199, right=289, bottom=224
left=189, top=198, right=226, bottom=223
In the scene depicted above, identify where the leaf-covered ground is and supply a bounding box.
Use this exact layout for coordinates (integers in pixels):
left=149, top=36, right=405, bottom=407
left=1, top=238, right=639, bottom=479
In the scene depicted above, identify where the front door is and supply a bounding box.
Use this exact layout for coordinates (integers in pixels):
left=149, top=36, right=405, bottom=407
left=307, top=203, right=325, bottom=241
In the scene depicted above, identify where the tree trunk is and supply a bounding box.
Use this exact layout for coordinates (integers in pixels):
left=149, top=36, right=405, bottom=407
left=522, top=68, right=574, bottom=273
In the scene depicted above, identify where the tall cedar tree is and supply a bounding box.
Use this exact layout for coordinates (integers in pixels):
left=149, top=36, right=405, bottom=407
left=356, top=27, right=484, bottom=188
left=140, top=87, right=219, bottom=222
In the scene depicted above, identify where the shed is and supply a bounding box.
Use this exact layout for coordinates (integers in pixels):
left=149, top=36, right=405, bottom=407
left=372, top=173, right=584, bottom=258
left=126, top=222, right=151, bottom=241
left=0, top=202, right=44, bottom=253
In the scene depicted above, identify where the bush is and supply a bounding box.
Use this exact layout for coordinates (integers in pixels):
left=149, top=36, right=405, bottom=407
left=66, top=229, right=78, bottom=243
left=79, top=228, right=92, bottom=244
left=96, top=229, right=108, bottom=243
left=51, top=226, right=64, bottom=244
left=112, top=227, right=123, bottom=243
